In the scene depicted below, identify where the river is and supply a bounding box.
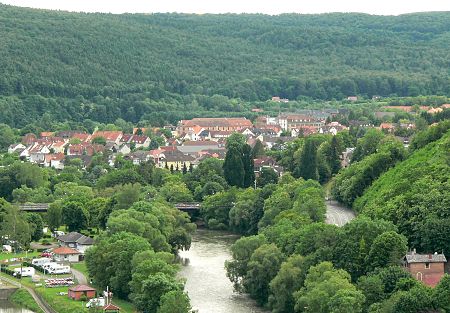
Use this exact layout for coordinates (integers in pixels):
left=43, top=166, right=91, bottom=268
left=0, top=300, right=34, bottom=313
left=179, top=229, right=267, bottom=313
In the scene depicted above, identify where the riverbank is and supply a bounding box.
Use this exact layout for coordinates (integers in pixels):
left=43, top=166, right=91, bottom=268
left=9, top=289, right=44, bottom=313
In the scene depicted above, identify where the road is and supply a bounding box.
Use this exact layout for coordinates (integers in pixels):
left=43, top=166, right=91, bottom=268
left=71, top=267, right=88, bottom=285
left=325, top=200, right=355, bottom=226
left=0, top=274, right=56, bottom=313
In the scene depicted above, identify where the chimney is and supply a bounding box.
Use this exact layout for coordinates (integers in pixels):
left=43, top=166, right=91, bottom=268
left=428, top=254, right=432, bottom=260
left=412, top=248, right=416, bottom=255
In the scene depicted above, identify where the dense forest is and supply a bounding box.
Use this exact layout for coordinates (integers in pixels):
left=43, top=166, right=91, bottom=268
left=1, top=5, right=450, bottom=127
left=332, top=121, right=450, bottom=254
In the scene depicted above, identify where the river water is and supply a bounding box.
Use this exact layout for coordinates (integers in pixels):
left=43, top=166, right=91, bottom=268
left=179, top=229, right=267, bottom=313
left=0, top=300, right=34, bottom=313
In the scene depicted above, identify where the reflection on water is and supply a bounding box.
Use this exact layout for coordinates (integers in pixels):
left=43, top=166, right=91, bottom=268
left=178, top=229, right=267, bottom=313
left=0, top=300, right=34, bottom=313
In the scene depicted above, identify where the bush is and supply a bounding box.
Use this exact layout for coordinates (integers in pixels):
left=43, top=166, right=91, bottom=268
left=41, top=239, right=51, bottom=246
left=79, top=294, right=88, bottom=302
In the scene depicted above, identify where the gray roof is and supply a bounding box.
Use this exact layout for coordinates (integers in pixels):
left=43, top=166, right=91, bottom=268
left=57, top=232, right=83, bottom=243
left=57, top=232, right=94, bottom=246
left=405, top=252, right=447, bottom=263
left=76, top=235, right=94, bottom=245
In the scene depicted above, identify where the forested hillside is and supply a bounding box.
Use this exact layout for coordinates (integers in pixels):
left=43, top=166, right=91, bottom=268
left=354, top=128, right=450, bottom=254
left=1, top=4, right=450, bottom=127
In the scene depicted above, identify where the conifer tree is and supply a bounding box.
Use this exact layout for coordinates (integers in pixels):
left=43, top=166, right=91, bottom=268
left=298, top=137, right=319, bottom=180
left=329, top=136, right=342, bottom=174
left=242, top=144, right=255, bottom=188
left=223, top=145, right=245, bottom=187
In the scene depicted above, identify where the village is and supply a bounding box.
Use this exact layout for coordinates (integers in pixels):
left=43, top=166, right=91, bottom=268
left=8, top=102, right=447, bottom=175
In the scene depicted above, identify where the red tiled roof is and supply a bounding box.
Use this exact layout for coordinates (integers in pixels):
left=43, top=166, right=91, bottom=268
left=103, top=304, right=121, bottom=311
left=72, top=133, right=91, bottom=142
left=52, top=141, right=67, bottom=148
left=69, top=285, right=96, bottom=292
left=45, top=153, right=65, bottom=162
left=92, top=131, right=123, bottom=141
left=179, top=118, right=253, bottom=128
left=120, top=134, right=133, bottom=142
left=130, top=135, right=149, bottom=144
left=160, top=146, right=177, bottom=152
left=40, top=132, right=54, bottom=138
left=53, top=247, right=80, bottom=255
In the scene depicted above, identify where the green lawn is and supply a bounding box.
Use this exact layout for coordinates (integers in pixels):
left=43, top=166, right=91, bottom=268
left=71, top=262, right=88, bottom=277
left=0, top=251, right=39, bottom=261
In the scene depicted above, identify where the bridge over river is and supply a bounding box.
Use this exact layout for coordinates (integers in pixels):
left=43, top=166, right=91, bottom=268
left=18, top=202, right=201, bottom=213
left=19, top=201, right=353, bottom=225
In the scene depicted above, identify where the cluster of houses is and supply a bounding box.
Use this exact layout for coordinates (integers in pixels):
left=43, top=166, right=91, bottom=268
left=7, top=109, right=424, bottom=175
left=7, top=113, right=350, bottom=175
left=8, top=129, right=153, bottom=169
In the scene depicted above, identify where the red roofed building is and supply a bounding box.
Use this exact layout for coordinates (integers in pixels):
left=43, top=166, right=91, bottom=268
left=129, top=135, right=151, bottom=148
left=53, top=246, right=81, bottom=263
left=67, top=143, right=104, bottom=156
left=278, top=114, right=324, bottom=131
left=91, top=131, right=123, bottom=144
left=404, top=250, right=447, bottom=287
left=379, top=123, right=395, bottom=133
left=44, top=153, right=65, bottom=169
left=68, top=285, right=96, bottom=300
left=22, top=133, right=37, bottom=145
left=40, top=132, right=55, bottom=138
left=291, top=126, right=318, bottom=137
left=103, top=304, right=121, bottom=312
left=177, top=118, right=253, bottom=134
left=51, top=141, right=68, bottom=154
left=119, top=134, right=133, bottom=144
left=71, top=133, right=91, bottom=142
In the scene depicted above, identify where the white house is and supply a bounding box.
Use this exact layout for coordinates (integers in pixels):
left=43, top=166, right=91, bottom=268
left=118, top=144, right=131, bottom=155
left=8, top=143, right=26, bottom=154
left=29, top=145, right=51, bottom=164
left=43, top=153, right=65, bottom=170
left=130, top=135, right=151, bottom=149
left=56, top=232, right=94, bottom=254
left=52, top=246, right=80, bottom=263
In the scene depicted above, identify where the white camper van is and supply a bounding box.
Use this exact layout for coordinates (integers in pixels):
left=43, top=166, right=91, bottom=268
left=42, top=262, right=58, bottom=270
left=32, top=258, right=52, bottom=267
left=47, top=264, right=70, bottom=274
left=86, top=298, right=106, bottom=308
left=13, top=267, right=35, bottom=277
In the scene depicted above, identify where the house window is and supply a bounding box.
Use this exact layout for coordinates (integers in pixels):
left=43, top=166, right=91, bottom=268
left=425, top=263, right=430, bottom=269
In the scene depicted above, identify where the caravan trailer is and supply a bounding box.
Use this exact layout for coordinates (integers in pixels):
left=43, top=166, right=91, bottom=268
left=13, top=267, right=35, bottom=277
left=32, top=258, right=52, bottom=267
left=42, top=262, right=58, bottom=269
left=47, top=264, right=71, bottom=274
